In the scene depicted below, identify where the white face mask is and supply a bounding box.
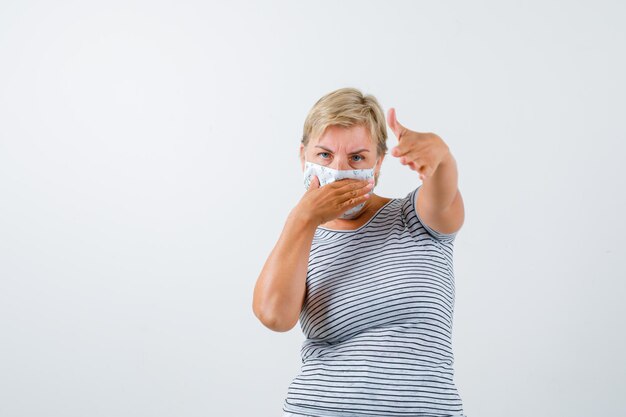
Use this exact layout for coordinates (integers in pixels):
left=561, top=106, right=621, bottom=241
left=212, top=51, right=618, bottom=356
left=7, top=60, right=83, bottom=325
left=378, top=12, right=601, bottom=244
left=303, top=159, right=377, bottom=219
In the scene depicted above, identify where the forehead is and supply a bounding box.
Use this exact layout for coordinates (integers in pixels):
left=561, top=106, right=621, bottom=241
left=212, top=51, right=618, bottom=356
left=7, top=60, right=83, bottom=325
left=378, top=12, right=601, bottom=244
left=314, top=124, right=373, bottom=149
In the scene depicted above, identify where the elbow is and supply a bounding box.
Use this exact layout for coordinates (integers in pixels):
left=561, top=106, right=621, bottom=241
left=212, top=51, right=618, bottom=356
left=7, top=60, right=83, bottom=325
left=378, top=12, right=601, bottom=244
left=266, top=317, right=297, bottom=333
left=252, top=304, right=298, bottom=333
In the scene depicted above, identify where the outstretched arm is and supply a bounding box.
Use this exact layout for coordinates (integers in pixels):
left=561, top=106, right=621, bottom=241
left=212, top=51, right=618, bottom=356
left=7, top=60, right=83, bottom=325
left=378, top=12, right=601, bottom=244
left=417, top=150, right=464, bottom=235
left=386, top=107, right=465, bottom=235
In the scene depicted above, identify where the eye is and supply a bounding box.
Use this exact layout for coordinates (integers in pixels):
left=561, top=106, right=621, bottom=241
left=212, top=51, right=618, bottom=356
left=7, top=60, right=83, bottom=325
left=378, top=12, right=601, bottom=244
left=316, top=152, right=364, bottom=162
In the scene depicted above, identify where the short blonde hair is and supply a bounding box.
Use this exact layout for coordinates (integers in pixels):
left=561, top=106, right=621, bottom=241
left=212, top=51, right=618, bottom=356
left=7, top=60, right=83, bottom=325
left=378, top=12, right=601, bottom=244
left=301, top=87, right=388, bottom=158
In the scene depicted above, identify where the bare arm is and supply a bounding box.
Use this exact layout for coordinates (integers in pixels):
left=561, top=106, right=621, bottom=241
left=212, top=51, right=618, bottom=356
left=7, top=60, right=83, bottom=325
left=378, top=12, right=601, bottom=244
left=385, top=108, right=464, bottom=235
left=252, top=209, right=318, bottom=332
left=252, top=176, right=373, bottom=332
left=417, top=151, right=465, bottom=234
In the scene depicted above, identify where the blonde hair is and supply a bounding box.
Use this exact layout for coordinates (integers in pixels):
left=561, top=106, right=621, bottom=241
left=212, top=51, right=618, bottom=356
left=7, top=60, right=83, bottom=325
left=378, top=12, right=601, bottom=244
left=301, top=87, right=388, bottom=159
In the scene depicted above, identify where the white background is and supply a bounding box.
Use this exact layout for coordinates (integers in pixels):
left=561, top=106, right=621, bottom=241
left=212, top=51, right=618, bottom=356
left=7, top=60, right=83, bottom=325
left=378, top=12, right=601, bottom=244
left=1, top=1, right=625, bottom=416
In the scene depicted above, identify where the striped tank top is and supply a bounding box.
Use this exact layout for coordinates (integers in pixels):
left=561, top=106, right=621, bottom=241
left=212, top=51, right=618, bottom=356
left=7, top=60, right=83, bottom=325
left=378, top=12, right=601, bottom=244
left=282, top=185, right=466, bottom=417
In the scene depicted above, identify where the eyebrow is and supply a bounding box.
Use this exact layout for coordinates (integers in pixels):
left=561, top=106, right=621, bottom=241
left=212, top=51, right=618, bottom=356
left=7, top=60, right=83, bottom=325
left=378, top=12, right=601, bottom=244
left=315, top=145, right=370, bottom=154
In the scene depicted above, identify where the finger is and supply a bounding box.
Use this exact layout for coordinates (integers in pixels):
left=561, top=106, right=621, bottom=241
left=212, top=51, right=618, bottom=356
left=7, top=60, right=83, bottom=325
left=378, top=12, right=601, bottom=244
left=340, top=186, right=368, bottom=202
left=332, top=177, right=373, bottom=190
left=414, top=163, right=434, bottom=180
left=386, top=107, right=409, bottom=142
left=399, top=148, right=423, bottom=165
left=336, top=179, right=374, bottom=200
left=339, top=190, right=371, bottom=209
left=392, top=143, right=412, bottom=158
left=410, top=159, right=432, bottom=175
left=338, top=185, right=374, bottom=205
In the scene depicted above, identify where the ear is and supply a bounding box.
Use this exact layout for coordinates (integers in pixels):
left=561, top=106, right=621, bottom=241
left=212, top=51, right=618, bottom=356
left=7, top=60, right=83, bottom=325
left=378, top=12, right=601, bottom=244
left=299, top=143, right=305, bottom=171
left=374, top=152, right=385, bottom=186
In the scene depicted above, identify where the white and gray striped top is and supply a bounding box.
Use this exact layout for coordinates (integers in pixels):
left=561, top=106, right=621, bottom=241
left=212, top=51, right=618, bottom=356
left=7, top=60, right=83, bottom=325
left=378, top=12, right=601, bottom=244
left=282, top=185, right=467, bottom=417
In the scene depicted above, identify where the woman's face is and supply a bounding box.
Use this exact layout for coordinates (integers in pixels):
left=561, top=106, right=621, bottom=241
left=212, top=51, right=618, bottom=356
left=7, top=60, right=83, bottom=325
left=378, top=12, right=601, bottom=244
left=300, top=124, right=384, bottom=176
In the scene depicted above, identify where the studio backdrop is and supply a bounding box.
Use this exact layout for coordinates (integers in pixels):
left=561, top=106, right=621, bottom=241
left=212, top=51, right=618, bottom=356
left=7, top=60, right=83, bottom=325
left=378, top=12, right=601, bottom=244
left=0, top=1, right=624, bottom=417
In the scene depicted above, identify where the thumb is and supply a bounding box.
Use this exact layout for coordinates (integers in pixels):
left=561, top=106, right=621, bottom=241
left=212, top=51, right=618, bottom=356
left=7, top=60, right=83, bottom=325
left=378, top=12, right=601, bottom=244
left=386, top=107, right=408, bottom=141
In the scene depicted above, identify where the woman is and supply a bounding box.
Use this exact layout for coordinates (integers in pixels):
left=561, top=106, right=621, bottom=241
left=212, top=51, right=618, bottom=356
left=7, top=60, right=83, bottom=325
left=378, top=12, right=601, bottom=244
left=252, top=87, right=467, bottom=417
